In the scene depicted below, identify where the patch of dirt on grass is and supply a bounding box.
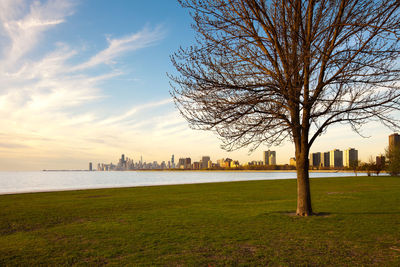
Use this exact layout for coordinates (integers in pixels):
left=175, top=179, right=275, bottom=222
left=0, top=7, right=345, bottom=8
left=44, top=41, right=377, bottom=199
left=284, top=212, right=332, bottom=217
left=238, top=243, right=257, bottom=256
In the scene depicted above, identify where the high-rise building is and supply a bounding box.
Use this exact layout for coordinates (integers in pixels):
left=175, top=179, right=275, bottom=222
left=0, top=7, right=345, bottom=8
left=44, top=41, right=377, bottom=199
left=389, top=133, right=400, bottom=152
left=161, top=161, right=166, bottom=169
left=207, top=160, right=212, bottom=169
left=89, top=162, right=92, bottom=171
left=344, top=148, right=358, bottom=167
left=201, top=156, right=210, bottom=169
left=309, top=152, right=321, bottom=167
left=184, top=158, right=191, bottom=169
left=192, top=162, right=200, bottom=170
left=289, top=157, right=296, bottom=167
left=269, top=154, right=276, bottom=165
left=330, top=149, right=343, bottom=168
left=322, top=152, right=330, bottom=167
left=118, top=154, right=127, bottom=170
left=217, top=158, right=225, bottom=167
left=178, top=158, right=185, bottom=169
left=263, top=150, right=276, bottom=165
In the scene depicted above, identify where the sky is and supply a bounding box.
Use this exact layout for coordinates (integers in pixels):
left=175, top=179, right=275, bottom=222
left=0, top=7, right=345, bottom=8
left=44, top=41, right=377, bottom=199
left=0, top=0, right=396, bottom=171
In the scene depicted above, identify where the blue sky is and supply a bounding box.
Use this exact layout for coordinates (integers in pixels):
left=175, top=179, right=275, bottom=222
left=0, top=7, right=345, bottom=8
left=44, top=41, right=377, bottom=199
left=0, top=0, right=395, bottom=170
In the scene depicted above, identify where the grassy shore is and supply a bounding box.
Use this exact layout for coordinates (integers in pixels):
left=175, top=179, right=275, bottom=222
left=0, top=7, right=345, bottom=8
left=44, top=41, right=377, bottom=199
left=1, top=176, right=400, bottom=266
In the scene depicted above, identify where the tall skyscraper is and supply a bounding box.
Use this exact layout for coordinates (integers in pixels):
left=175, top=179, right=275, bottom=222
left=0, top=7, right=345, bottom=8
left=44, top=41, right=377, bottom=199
left=309, top=152, right=321, bottom=167
left=89, top=162, right=92, bottom=171
left=389, top=133, right=400, bottom=152
left=184, top=158, right=191, bottom=169
left=330, top=149, right=343, bottom=168
left=178, top=158, right=185, bottom=169
left=269, top=154, right=276, bottom=165
left=263, top=150, right=276, bottom=165
left=201, top=156, right=210, bottom=169
left=344, top=148, right=358, bottom=167
left=322, top=152, right=330, bottom=167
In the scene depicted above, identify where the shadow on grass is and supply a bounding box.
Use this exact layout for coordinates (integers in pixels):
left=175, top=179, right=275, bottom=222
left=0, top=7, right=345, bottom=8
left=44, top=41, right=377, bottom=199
left=266, top=211, right=400, bottom=217
left=262, top=211, right=332, bottom=217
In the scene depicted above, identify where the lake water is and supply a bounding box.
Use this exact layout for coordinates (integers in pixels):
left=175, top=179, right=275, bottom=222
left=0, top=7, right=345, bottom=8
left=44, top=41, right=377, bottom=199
left=0, top=171, right=361, bottom=195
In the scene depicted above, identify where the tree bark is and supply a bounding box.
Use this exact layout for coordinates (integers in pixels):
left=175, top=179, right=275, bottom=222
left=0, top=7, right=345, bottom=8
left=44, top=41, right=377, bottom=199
left=295, top=141, right=313, bottom=216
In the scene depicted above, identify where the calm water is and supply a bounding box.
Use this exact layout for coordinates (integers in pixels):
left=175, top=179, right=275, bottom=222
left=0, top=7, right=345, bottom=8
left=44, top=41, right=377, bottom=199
left=0, top=171, right=360, bottom=195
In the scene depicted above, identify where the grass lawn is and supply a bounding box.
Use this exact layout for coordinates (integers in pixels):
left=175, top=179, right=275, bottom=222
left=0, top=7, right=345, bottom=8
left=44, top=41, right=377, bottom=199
left=1, top=176, right=400, bottom=266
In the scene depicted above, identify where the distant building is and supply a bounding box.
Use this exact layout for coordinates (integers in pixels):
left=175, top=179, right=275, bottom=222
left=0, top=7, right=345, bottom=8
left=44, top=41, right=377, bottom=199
left=309, top=152, right=321, bottom=168
left=389, top=133, right=400, bottom=152
left=231, top=161, right=240, bottom=168
left=207, top=160, right=212, bottom=169
left=192, top=162, right=200, bottom=170
left=245, top=160, right=263, bottom=166
left=89, top=162, right=92, bottom=171
left=322, top=152, right=330, bottom=168
left=224, top=158, right=233, bottom=168
left=161, top=161, right=166, bottom=169
left=178, top=158, right=185, bottom=169
left=171, top=155, right=175, bottom=168
left=201, top=156, right=210, bottom=169
left=263, top=150, right=276, bottom=165
left=184, top=158, right=191, bottom=169
left=289, top=157, right=296, bottom=167
left=344, top=148, right=358, bottom=167
left=217, top=158, right=225, bottom=167
left=330, top=149, right=343, bottom=168
left=118, top=154, right=127, bottom=170
left=269, top=154, right=276, bottom=165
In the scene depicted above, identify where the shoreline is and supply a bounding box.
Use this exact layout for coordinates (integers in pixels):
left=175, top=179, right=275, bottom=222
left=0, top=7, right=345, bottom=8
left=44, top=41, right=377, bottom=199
left=37, top=169, right=368, bottom=173
left=0, top=173, right=380, bottom=196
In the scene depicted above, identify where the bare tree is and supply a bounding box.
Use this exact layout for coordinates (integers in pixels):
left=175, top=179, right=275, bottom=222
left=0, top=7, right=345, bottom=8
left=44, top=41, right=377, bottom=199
left=349, top=159, right=360, bottom=176
left=169, top=0, right=400, bottom=216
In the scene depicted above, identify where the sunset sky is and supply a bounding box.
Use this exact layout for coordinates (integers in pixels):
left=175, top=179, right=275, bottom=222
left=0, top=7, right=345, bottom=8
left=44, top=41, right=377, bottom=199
left=0, top=0, right=396, bottom=170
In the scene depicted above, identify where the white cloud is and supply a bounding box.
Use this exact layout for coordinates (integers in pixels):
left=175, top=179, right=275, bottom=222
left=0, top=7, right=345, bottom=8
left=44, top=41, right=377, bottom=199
left=0, top=0, right=74, bottom=64
left=72, top=26, right=166, bottom=71
left=99, top=98, right=173, bottom=125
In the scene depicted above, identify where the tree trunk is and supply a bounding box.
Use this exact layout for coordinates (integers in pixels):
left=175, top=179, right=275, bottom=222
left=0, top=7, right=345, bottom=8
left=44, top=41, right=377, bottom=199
left=296, top=147, right=313, bottom=216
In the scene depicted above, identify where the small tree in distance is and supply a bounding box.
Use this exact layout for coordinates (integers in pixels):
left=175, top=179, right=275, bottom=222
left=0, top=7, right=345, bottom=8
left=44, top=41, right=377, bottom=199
left=375, top=155, right=386, bottom=176
left=386, top=147, right=400, bottom=176
left=349, top=160, right=360, bottom=177
left=170, top=0, right=400, bottom=216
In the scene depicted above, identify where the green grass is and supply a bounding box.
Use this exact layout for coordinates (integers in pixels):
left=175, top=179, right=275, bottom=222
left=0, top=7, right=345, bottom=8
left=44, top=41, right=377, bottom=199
left=1, top=176, right=400, bottom=266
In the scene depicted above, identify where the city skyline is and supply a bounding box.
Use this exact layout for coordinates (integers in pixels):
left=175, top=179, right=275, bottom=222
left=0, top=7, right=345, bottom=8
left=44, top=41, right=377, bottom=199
left=0, top=0, right=397, bottom=171
left=92, top=141, right=390, bottom=171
